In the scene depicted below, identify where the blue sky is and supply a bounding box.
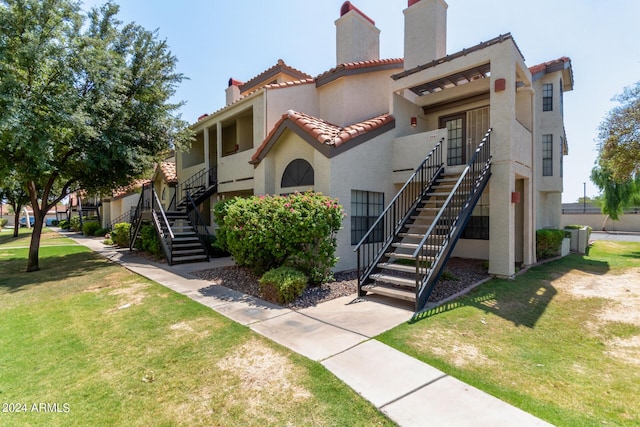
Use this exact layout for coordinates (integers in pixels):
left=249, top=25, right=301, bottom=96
left=81, top=0, right=640, bottom=203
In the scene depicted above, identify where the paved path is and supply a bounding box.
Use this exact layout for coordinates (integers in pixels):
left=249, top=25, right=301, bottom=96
left=69, top=233, right=552, bottom=427
left=590, top=231, right=640, bottom=242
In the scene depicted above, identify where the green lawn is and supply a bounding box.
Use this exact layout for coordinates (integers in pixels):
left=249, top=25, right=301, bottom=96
left=378, top=241, right=640, bottom=427
left=0, top=229, right=392, bottom=426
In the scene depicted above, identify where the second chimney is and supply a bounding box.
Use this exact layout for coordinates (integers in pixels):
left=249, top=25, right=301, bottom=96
left=404, top=0, right=448, bottom=70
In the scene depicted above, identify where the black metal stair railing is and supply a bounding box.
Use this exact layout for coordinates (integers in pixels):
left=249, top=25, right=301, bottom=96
left=178, top=166, right=217, bottom=205
left=355, top=138, right=445, bottom=292
left=129, top=182, right=152, bottom=250
left=150, top=188, right=174, bottom=265
left=109, top=211, right=133, bottom=230
left=185, top=191, right=211, bottom=262
left=413, top=129, right=493, bottom=311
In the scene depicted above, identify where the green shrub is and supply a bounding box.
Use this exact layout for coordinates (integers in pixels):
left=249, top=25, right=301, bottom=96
left=536, top=229, right=565, bottom=259
left=214, top=192, right=344, bottom=284
left=69, top=216, right=82, bottom=231
left=82, top=221, right=101, bottom=236
left=50, top=219, right=59, bottom=226
left=259, top=267, right=308, bottom=304
left=111, top=222, right=131, bottom=247
left=209, top=233, right=229, bottom=258
left=58, top=219, right=70, bottom=229
left=0, top=218, right=7, bottom=228
left=137, top=224, right=163, bottom=259
left=94, top=227, right=110, bottom=237
left=103, top=238, right=114, bottom=245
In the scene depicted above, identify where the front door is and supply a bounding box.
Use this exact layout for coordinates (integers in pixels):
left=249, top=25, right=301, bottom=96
left=440, top=114, right=466, bottom=166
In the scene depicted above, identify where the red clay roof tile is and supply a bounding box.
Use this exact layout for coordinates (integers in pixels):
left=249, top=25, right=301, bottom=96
left=159, top=160, right=178, bottom=184
left=251, top=110, right=394, bottom=164
left=529, top=56, right=571, bottom=75
left=240, top=59, right=312, bottom=94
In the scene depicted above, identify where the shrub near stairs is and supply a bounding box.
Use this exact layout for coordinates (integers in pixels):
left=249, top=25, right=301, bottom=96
left=111, top=222, right=131, bottom=248
left=214, top=192, right=344, bottom=284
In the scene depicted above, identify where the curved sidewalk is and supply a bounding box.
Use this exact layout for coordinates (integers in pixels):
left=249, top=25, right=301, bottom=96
left=70, top=233, right=551, bottom=427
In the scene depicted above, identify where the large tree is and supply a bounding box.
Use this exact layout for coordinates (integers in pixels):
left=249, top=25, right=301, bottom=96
left=0, top=0, right=191, bottom=271
left=591, top=165, right=640, bottom=222
left=596, top=81, right=640, bottom=182
left=591, top=82, right=640, bottom=220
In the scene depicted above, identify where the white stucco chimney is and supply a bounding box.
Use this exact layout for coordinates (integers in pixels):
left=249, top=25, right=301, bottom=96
left=226, top=78, right=242, bottom=105
left=403, top=0, right=447, bottom=70
left=336, top=1, right=380, bottom=65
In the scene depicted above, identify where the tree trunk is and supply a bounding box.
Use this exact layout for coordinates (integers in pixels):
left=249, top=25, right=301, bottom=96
left=13, top=211, right=20, bottom=237
left=26, top=210, right=45, bottom=272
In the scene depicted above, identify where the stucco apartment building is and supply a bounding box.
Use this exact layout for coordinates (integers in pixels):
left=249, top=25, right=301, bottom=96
left=175, top=0, right=573, bottom=307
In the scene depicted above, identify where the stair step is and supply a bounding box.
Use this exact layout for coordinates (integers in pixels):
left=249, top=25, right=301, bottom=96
left=172, top=236, right=200, bottom=243
left=172, top=254, right=208, bottom=263
left=416, top=207, right=441, bottom=212
left=172, top=248, right=207, bottom=256
left=398, top=232, right=426, bottom=239
left=404, top=223, right=449, bottom=232
left=362, top=283, right=416, bottom=302
left=369, top=273, right=417, bottom=287
left=392, top=242, right=443, bottom=250
left=426, top=191, right=457, bottom=197
left=174, top=232, right=197, bottom=237
left=385, top=252, right=431, bottom=261
left=376, top=262, right=420, bottom=273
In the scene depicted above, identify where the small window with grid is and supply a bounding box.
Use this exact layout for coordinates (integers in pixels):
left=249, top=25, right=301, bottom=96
left=542, top=83, right=553, bottom=111
left=351, top=190, right=384, bottom=245
left=543, top=134, right=553, bottom=176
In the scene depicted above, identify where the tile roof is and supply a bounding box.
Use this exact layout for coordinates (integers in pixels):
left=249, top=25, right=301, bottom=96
left=111, top=179, right=148, bottom=200
left=529, top=56, right=571, bottom=75
left=251, top=110, right=394, bottom=164
left=316, top=58, right=404, bottom=86
left=239, top=59, right=312, bottom=94
left=194, top=58, right=402, bottom=126
left=263, top=78, right=316, bottom=90
left=159, top=160, right=178, bottom=184
left=393, top=33, right=523, bottom=80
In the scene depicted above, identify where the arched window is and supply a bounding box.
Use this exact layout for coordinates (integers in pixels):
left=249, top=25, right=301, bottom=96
left=281, top=159, right=314, bottom=188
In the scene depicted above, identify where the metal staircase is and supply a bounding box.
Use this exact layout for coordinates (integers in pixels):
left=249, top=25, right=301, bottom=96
left=355, top=129, right=492, bottom=312
left=129, top=166, right=217, bottom=265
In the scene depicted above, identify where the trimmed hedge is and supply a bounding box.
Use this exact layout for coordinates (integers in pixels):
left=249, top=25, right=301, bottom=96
left=536, top=229, right=565, bottom=259
left=259, top=266, right=307, bottom=304
left=214, top=192, right=344, bottom=284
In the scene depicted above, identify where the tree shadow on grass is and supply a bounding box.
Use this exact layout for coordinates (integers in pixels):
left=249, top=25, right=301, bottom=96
left=0, top=248, right=112, bottom=293
left=410, top=255, right=611, bottom=329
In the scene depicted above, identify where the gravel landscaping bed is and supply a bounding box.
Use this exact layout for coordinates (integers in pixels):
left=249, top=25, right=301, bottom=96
left=192, top=257, right=490, bottom=310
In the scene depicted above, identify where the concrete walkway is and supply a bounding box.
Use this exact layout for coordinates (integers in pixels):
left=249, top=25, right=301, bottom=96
left=69, top=232, right=551, bottom=427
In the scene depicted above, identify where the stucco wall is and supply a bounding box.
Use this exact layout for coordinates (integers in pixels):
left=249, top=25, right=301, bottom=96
left=328, top=132, right=394, bottom=272
left=318, top=70, right=397, bottom=126
left=561, top=213, right=640, bottom=232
